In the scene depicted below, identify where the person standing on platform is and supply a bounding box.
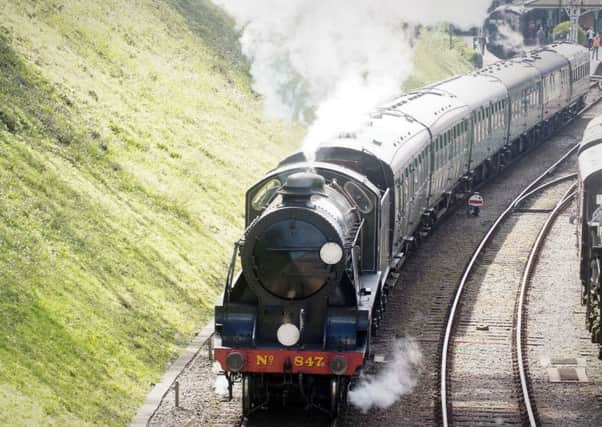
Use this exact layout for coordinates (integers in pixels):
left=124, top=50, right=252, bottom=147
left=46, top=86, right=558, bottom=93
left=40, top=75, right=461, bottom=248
left=593, top=33, right=601, bottom=61
left=587, top=27, right=595, bottom=49
left=537, top=26, right=546, bottom=46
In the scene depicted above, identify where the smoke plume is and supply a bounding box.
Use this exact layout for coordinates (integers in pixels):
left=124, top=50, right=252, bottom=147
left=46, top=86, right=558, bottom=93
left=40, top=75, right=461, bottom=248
left=212, top=362, right=230, bottom=396
left=348, top=338, right=422, bottom=413
left=212, top=0, right=492, bottom=158
left=496, top=22, right=526, bottom=57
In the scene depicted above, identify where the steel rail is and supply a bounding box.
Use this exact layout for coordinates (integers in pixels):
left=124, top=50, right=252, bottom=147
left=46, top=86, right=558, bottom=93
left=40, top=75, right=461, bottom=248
left=514, top=173, right=577, bottom=207
left=515, top=183, right=576, bottom=426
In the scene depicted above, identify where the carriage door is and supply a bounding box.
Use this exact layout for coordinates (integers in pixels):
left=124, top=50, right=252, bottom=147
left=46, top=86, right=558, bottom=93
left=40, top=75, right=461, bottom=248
left=394, top=174, right=407, bottom=252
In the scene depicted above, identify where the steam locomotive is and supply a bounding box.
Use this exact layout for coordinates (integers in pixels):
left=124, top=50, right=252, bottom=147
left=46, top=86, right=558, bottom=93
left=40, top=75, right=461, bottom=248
left=214, top=43, right=590, bottom=418
left=578, top=116, right=602, bottom=359
left=484, top=3, right=555, bottom=59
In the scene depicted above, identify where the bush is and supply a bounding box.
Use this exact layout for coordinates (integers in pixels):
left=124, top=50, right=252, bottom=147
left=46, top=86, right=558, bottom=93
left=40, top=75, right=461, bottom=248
left=552, top=21, right=586, bottom=45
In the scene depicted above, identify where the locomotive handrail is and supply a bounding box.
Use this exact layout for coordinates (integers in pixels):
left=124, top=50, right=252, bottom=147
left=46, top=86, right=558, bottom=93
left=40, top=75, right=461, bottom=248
left=349, top=219, right=365, bottom=296
left=225, top=241, right=242, bottom=304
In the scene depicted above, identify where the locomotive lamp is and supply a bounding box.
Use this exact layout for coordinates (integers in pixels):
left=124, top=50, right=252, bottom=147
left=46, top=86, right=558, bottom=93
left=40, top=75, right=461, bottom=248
left=276, top=323, right=300, bottom=347
left=319, top=242, right=343, bottom=265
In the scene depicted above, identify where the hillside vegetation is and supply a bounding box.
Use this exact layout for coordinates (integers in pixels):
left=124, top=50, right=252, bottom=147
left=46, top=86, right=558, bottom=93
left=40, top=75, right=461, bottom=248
left=0, top=0, right=301, bottom=425
left=0, top=2, right=475, bottom=425
left=404, top=28, right=476, bottom=90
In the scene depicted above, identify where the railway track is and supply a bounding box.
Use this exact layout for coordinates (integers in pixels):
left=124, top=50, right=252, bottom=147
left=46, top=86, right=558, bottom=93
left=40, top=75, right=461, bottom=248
left=438, top=147, right=578, bottom=426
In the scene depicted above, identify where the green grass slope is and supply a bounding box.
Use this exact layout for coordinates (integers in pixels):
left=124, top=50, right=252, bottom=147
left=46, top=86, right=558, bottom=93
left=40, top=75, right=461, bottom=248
left=404, top=28, right=476, bottom=91
left=0, top=1, right=301, bottom=425
left=0, top=2, right=475, bottom=425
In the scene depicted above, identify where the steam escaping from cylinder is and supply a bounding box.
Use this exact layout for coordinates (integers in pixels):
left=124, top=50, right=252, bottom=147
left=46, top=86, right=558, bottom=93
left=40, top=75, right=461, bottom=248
left=212, top=362, right=230, bottom=396
left=212, top=0, right=492, bottom=160
left=348, top=338, right=422, bottom=413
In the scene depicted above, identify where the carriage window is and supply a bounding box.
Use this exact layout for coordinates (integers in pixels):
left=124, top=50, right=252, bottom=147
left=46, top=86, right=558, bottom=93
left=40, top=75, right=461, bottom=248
left=397, top=180, right=404, bottom=216
left=344, top=181, right=373, bottom=214
left=251, top=178, right=281, bottom=210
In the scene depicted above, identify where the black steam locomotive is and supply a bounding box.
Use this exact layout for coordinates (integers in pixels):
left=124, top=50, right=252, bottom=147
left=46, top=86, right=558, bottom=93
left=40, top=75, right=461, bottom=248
left=484, top=3, right=555, bottom=59
left=578, top=116, right=602, bottom=359
left=214, top=43, right=590, bottom=418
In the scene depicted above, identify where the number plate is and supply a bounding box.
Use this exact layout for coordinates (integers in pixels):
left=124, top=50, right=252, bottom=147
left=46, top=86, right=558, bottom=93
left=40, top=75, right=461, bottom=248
left=293, top=355, right=325, bottom=368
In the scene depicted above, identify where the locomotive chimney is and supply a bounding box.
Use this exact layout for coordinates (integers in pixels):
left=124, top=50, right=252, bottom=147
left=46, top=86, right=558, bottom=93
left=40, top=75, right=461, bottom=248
left=279, top=172, right=325, bottom=205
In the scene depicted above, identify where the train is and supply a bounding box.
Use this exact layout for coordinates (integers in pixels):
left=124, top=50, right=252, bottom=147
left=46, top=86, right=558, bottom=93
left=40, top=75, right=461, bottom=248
left=484, top=3, right=563, bottom=59
left=213, top=42, right=590, bottom=418
left=485, top=3, right=531, bottom=59
left=578, top=115, right=602, bottom=359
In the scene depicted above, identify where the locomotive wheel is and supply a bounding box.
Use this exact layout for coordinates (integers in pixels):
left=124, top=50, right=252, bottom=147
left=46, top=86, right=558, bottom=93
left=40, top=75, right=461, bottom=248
left=242, top=374, right=254, bottom=416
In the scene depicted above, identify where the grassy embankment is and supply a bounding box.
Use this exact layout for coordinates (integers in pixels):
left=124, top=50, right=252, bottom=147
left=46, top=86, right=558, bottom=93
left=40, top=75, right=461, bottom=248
left=0, top=0, right=301, bottom=425
left=404, top=28, right=477, bottom=90
left=0, top=2, right=474, bottom=425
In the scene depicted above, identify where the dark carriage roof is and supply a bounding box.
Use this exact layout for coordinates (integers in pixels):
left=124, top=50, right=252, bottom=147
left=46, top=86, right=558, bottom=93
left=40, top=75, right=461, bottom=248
left=523, top=48, right=569, bottom=75
left=280, top=89, right=469, bottom=175
left=430, top=73, right=507, bottom=111
left=479, top=58, right=540, bottom=92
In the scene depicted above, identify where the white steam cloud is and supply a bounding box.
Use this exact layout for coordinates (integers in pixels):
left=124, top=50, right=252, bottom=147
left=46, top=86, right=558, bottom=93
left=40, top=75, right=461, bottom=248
left=212, top=362, right=230, bottom=397
left=213, top=0, right=492, bottom=159
left=496, top=22, right=526, bottom=56
left=348, top=338, right=422, bottom=413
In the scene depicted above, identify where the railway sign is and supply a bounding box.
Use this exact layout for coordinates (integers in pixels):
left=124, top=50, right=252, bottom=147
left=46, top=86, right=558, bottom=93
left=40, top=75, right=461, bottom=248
left=468, top=193, right=485, bottom=207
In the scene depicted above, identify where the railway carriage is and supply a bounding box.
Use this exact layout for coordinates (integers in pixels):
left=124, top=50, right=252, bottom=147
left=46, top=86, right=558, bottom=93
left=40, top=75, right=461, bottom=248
left=214, top=43, right=590, bottom=418
left=432, top=73, right=508, bottom=179
left=578, top=116, right=602, bottom=359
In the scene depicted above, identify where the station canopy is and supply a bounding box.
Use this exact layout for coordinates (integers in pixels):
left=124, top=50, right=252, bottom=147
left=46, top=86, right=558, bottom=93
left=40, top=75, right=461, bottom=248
left=525, top=0, right=602, bottom=42
left=526, top=1, right=602, bottom=7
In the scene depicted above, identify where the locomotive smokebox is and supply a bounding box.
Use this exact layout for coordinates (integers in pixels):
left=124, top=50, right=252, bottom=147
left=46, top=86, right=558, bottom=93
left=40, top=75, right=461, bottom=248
left=240, top=171, right=358, bottom=303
